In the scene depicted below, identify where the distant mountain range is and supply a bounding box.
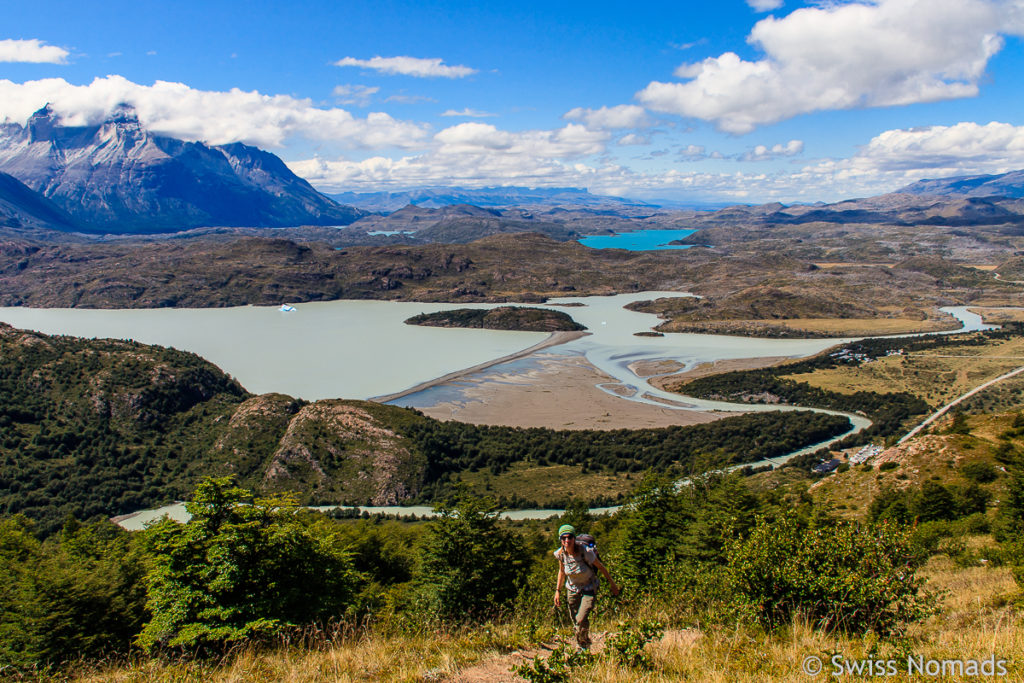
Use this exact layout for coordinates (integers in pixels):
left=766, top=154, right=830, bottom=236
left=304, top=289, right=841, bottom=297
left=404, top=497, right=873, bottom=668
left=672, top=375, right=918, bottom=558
left=329, top=186, right=656, bottom=212
left=2, top=104, right=1024, bottom=240
left=898, top=169, right=1024, bottom=199
left=0, top=104, right=364, bottom=234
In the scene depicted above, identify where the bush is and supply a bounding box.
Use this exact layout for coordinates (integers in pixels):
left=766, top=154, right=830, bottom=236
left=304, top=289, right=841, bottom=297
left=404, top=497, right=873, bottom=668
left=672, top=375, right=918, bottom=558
left=607, top=620, right=664, bottom=670
left=417, top=491, right=531, bottom=622
left=962, top=461, right=998, bottom=484
left=511, top=644, right=594, bottom=683
left=879, top=462, right=899, bottom=472
left=724, top=514, right=931, bottom=635
left=138, top=477, right=359, bottom=652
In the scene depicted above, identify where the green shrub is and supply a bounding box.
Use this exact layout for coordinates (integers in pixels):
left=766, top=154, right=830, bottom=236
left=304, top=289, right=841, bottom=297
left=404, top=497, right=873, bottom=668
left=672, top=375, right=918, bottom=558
left=138, top=477, right=359, bottom=653
left=879, top=462, right=899, bottom=472
left=724, top=514, right=931, bottom=635
left=607, top=620, right=665, bottom=670
left=510, top=644, right=594, bottom=683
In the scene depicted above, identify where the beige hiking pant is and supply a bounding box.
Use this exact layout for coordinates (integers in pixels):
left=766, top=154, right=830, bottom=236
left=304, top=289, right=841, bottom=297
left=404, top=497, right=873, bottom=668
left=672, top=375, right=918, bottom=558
left=566, top=592, right=596, bottom=648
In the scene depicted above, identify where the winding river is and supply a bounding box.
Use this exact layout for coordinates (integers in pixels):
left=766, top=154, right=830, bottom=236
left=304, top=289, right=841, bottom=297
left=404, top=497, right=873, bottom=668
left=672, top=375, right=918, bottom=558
left=0, top=295, right=990, bottom=527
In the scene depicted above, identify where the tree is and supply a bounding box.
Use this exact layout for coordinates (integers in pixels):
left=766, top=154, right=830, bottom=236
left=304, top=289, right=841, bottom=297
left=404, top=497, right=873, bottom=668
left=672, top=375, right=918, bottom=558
left=612, top=472, right=693, bottom=591
left=138, top=477, right=359, bottom=652
left=417, top=490, right=530, bottom=621
left=0, top=516, right=147, bottom=669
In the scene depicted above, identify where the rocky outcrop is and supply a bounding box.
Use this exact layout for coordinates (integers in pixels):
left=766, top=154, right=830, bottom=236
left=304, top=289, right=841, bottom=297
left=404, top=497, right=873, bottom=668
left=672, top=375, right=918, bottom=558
left=263, top=401, right=426, bottom=505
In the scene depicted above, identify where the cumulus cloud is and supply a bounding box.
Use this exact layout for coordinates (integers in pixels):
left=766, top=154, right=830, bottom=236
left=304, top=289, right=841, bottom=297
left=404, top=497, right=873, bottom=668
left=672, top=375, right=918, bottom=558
left=288, top=119, right=1024, bottom=203
left=290, top=123, right=610, bottom=192
left=747, top=0, right=784, bottom=11
left=333, top=84, right=379, bottom=107
left=638, top=0, right=1017, bottom=133
left=804, top=121, right=1024, bottom=192
left=441, top=108, right=497, bottom=118
left=0, top=39, right=69, bottom=64
left=742, top=139, right=803, bottom=161
left=0, top=75, right=428, bottom=149
left=563, top=104, right=650, bottom=130
left=334, top=56, right=477, bottom=78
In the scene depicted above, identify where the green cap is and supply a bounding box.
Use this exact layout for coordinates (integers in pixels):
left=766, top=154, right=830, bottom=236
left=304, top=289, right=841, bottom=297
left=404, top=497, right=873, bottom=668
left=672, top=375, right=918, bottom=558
left=558, top=524, right=576, bottom=538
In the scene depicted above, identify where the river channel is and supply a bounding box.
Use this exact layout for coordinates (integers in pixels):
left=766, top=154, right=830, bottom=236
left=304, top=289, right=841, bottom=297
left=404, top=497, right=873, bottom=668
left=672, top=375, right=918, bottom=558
left=0, top=295, right=989, bottom=527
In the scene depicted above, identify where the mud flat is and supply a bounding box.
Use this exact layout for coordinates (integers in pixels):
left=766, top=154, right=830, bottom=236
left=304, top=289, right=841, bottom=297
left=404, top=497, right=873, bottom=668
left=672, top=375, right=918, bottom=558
left=401, top=351, right=729, bottom=430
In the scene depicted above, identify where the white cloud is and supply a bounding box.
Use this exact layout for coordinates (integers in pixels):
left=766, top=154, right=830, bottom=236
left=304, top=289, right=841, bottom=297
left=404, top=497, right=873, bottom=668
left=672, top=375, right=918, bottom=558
left=288, top=119, right=1024, bottom=203
left=441, top=108, right=497, bottom=118
left=289, top=123, right=610, bottom=192
left=0, top=75, right=427, bottom=149
left=679, top=144, right=708, bottom=160
left=334, top=56, right=477, bottom=78
left=333, top=84, right=380, bottom=107
left=617, top=133, right=650, bottom=146
left=742, top=139, right=803, bottom=161
left=0, top=39, right=69, bottom=64
left=563, top=104, right=650, bottom=130
left=638, top=0, right=1017, bottom=133
left=804, top=121, right=1024, bottom=188
left=386, top=94, right=436, bottom=104
left=747, top=0, right=784, bottom=11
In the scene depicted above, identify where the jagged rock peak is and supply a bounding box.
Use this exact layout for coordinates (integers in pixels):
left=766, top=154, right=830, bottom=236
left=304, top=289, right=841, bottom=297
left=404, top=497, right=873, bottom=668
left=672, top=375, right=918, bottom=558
left=27, top=104, right=58, bottom=141
left=108, top=102, right=140, bottom=125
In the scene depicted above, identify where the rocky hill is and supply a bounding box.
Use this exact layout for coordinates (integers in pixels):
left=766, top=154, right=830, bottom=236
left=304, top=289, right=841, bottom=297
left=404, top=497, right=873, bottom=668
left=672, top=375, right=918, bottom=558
left=899, top=169, right=1024, bottom=199
left=0, top=104, right=364, bottom=233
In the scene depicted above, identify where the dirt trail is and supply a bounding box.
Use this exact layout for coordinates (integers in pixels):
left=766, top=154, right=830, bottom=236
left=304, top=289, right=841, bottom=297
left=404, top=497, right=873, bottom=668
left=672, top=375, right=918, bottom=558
left=442, top=632, right=608, bottom=683
left=441, top=629, right=701, bottom=682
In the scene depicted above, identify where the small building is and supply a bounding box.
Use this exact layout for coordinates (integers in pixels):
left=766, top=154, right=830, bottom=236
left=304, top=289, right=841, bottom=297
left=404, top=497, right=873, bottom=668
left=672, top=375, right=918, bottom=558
left=812, top=458, right=841, bottom=474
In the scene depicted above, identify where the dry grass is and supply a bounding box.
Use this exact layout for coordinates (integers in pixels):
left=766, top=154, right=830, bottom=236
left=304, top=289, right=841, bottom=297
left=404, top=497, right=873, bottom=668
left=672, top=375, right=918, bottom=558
left=807, top=411, right=1018, bottom=517
left=658, top=317, right=959, bottom=338
left=782, top=335, right=1024, bottom=407
left=73, top=624, right=527, bottom=683
left=61, top=568, right=1023, bottom=683
left=970, top=307, right=1024, bottom=323
left=454, top=462, right=634, bottom=506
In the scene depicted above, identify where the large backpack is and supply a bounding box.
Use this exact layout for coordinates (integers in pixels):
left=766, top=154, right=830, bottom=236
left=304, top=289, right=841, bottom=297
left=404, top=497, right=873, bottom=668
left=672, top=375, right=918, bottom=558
left=575, top=533, right=600, bottom=567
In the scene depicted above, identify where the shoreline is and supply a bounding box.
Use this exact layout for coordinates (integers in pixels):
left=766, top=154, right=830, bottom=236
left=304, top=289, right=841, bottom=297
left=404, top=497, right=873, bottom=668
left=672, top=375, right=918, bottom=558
left=370, top=329, right=589, bottom=403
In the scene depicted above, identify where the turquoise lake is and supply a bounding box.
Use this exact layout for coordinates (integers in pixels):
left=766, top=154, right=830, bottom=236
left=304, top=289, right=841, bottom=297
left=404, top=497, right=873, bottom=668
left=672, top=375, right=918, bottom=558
left=577, top=228, right=696, bottom=250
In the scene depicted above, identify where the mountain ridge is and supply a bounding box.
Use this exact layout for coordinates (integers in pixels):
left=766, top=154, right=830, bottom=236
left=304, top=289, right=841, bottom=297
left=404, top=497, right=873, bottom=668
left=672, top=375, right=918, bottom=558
left=0, top=104, right=365, bottom=234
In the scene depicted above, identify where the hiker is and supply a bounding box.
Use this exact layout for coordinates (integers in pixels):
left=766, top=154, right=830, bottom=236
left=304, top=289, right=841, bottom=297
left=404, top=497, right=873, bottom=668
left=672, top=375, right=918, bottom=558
left=553, top=524, right=619, bottom=650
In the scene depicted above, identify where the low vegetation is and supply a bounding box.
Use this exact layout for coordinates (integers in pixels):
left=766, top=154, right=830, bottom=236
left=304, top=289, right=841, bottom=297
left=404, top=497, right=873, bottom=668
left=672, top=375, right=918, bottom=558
left=0, top=323, right=851, bottom=533
left=404, top=306, right=585, bottom=332
left=1, top=460, right=1021, bottom=680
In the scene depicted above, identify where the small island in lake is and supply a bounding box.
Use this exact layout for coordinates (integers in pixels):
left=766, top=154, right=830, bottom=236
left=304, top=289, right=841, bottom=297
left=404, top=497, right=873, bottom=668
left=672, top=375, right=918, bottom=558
left=404, top=306, right=586, bottom=332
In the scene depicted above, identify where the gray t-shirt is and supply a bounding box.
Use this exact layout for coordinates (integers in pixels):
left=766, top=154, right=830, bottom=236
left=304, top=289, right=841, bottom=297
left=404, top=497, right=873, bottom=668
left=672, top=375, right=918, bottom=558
left=555, top=546, right=600, bottom=594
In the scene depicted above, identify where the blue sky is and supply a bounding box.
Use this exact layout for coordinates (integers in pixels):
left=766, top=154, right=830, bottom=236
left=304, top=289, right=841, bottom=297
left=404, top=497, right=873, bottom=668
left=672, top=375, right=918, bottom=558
left=3, top=0, right=1024, bottom=203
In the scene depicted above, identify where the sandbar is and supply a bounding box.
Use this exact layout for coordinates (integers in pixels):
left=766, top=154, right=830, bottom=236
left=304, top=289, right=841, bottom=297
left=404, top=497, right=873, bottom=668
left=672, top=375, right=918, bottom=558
left=372, top=330, right=588, bottom=403
left=649, top=356, right=793, bottom=391
left=407, top=351, right=732, bottom=430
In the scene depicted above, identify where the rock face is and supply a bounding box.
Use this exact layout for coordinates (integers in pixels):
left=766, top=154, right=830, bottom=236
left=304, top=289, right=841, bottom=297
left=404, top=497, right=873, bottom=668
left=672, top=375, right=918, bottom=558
left=0, top=104, right=365, bottom=233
